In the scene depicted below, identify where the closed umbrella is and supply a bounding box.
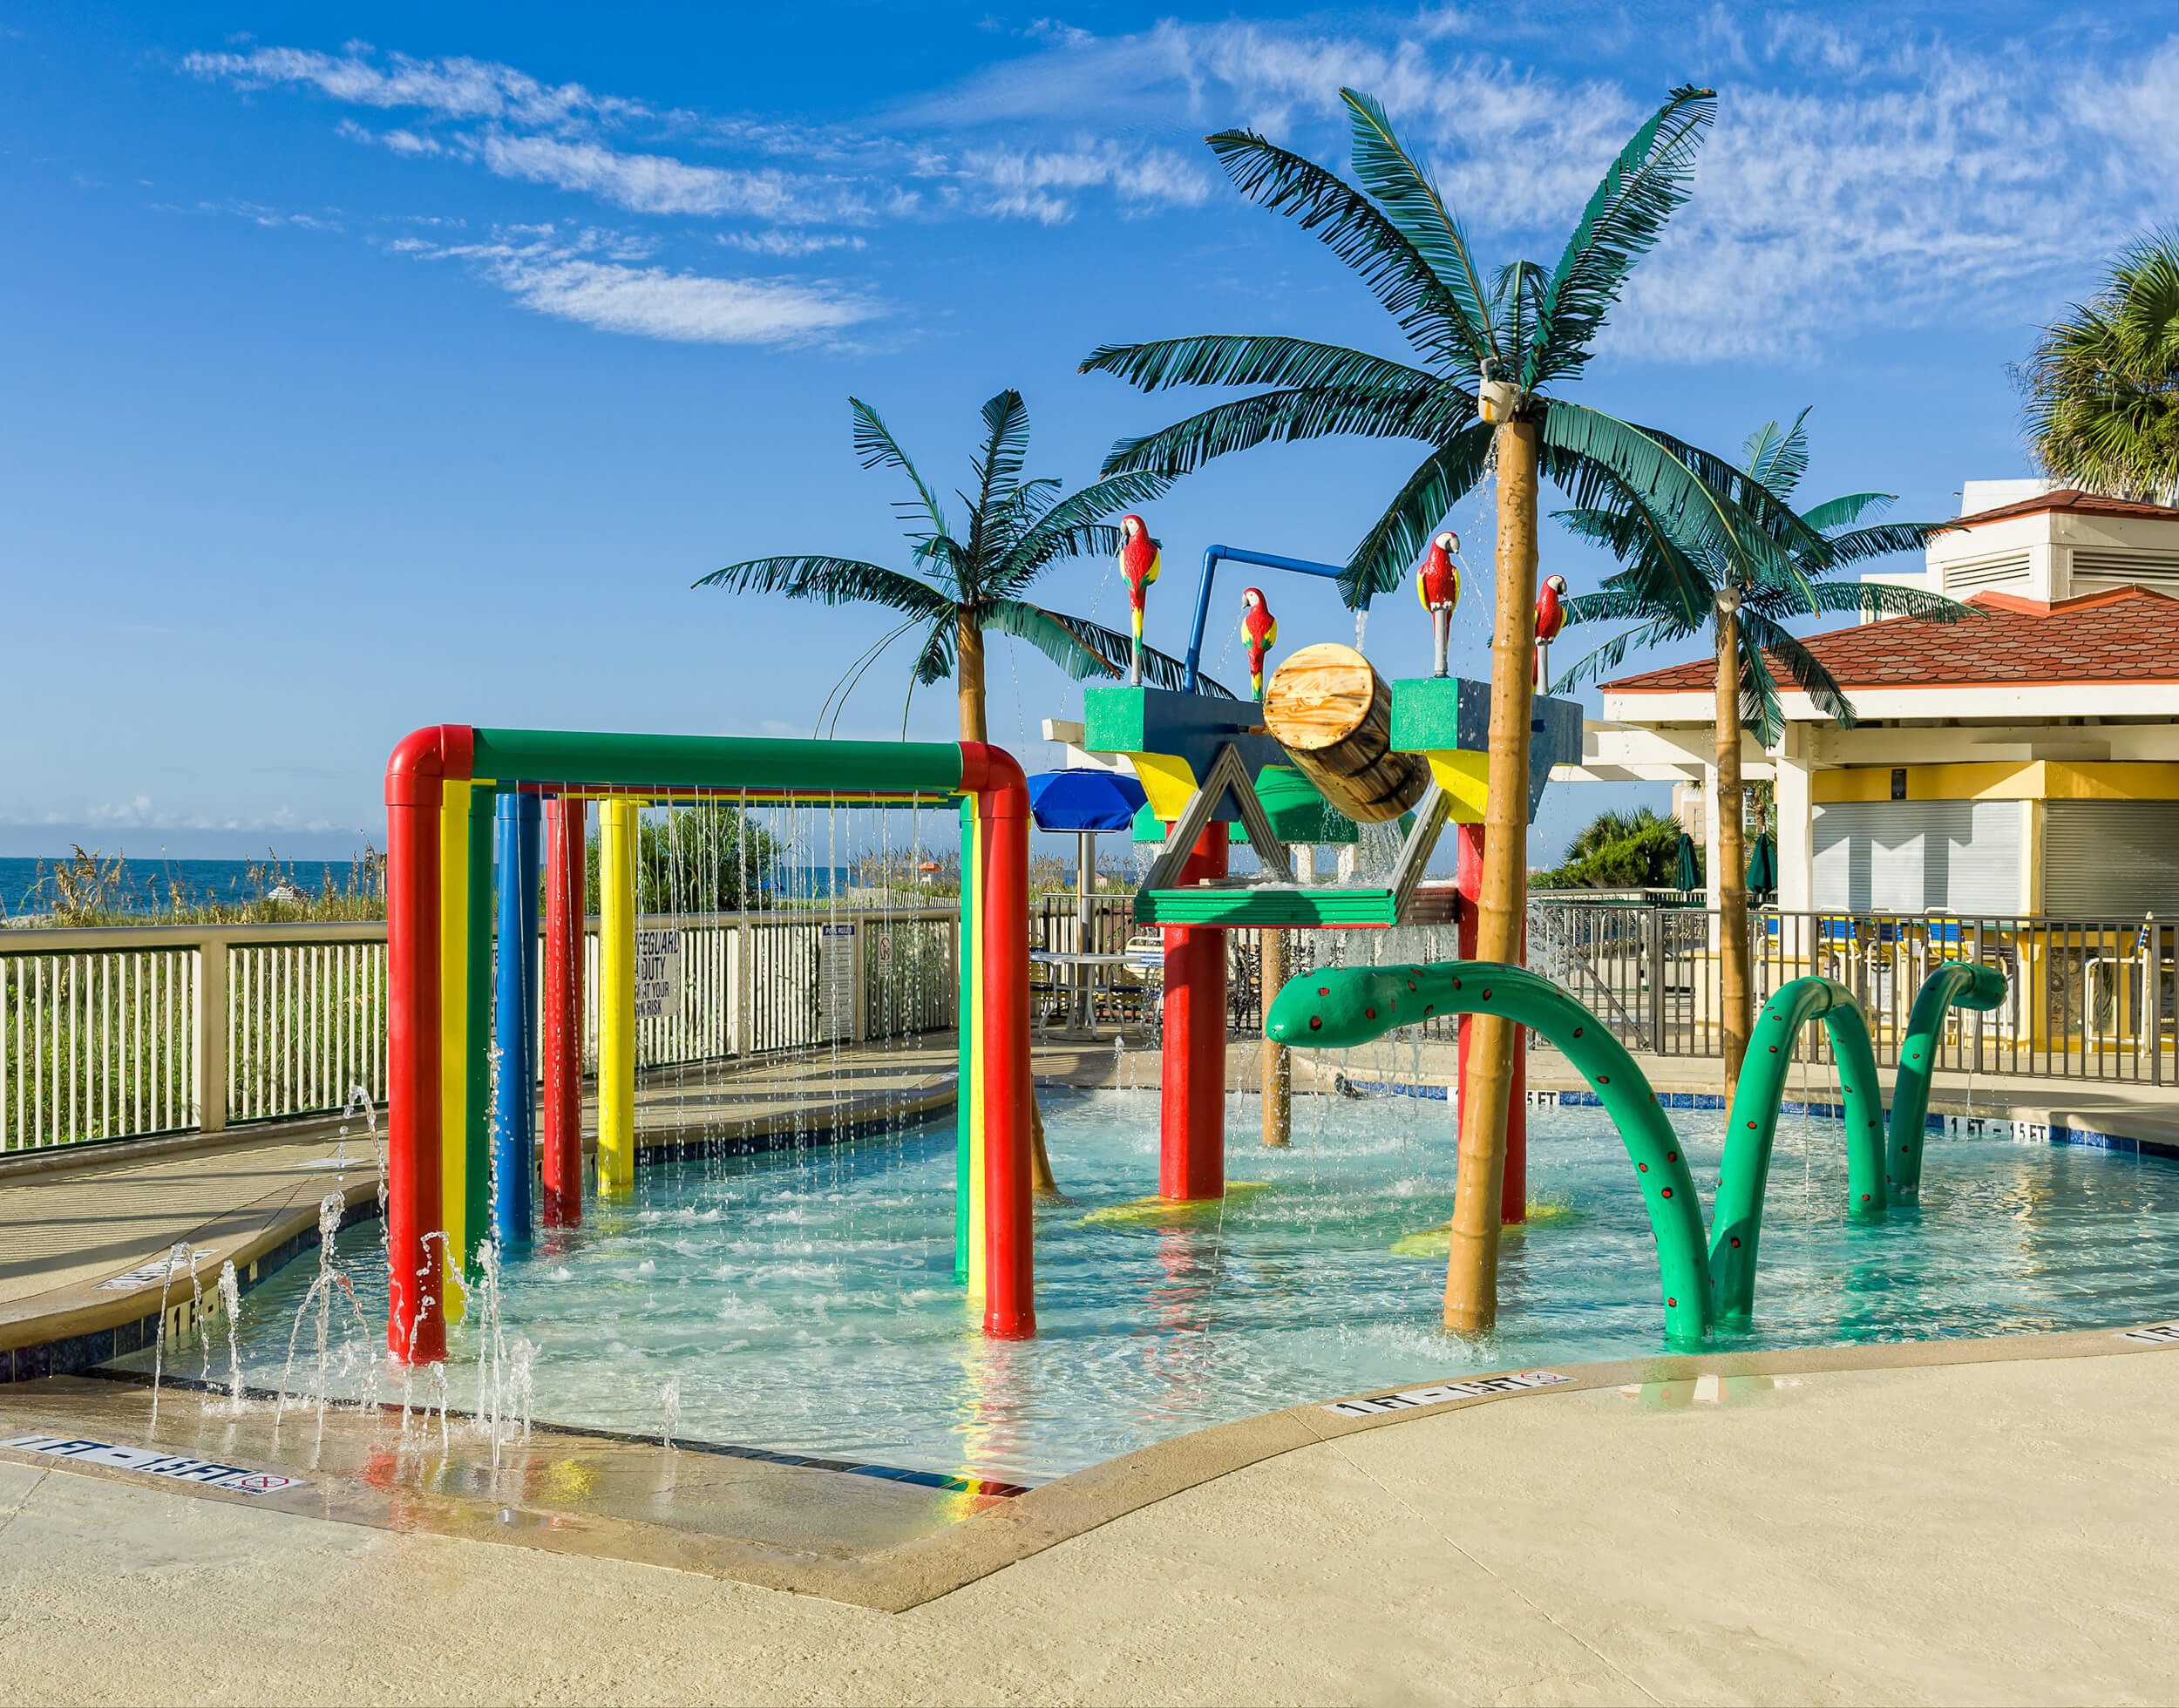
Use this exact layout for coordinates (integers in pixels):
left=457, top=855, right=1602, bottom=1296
left=1746, top=831, right=1776, bottom=897
left=1674, top=831, right=1700, bottom=895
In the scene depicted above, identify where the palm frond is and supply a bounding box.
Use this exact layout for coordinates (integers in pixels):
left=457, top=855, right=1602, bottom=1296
left=1627, top=418, right=1837, bottom=567
left=1525, top=85, right=1715, bottom=390
left=1787, top=580, right=1976, bottom=621
left=996, top=468, right=1176, bottom=588
left=981, top=599, right=1128, bottom=682
left=1337, top=88, right=1497, bottom=369
left=1341, top=424, right=1496, bottom=606
left=1559, top=587, right=1699, bottom=631
left=1739, top=607, right=1857, bottom=731
left=1205, top=126, right=1479, bottom=369
left=850, top=396, right=950, bottom=543
left=971, top=389, right=1032, bottom=504
left=1552, top=616, right=1697, bottom=691
left=909, top=620, right=956, bottom=688
left=1538, top=401, right=1803, bottom=597
left=694, top=555, right=953, bottom=620
left=1740, top=409, right=1812, bottom=498
left=1796, top=491, right=1896, bottom=531
left=1809, top=520, right=1962, bottom=566
left=1077, top=335, right=1436, bottom=395
left=1099, top=383, right=1463, bottom=477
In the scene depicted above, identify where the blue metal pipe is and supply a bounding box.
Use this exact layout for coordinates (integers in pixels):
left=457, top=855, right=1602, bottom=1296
left=492, top=791, right=542, bottom=1244
left=1181, top=544, right=1367, bottom=694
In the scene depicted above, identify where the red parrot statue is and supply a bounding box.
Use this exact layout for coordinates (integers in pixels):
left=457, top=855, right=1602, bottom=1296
left=1416, top=529, right=1462, bottom=678
left=1119, top=513, right=1160, bottom=683
left=1533, top=573, right=1569, bottom=689
left=1240, top=586, right=1278, bottom=699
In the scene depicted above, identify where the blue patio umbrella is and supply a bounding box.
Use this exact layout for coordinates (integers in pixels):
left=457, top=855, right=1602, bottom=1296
left=1028, top=769, right=1147, bottom=1031
left=1025, top=768, right=1146, bottom=832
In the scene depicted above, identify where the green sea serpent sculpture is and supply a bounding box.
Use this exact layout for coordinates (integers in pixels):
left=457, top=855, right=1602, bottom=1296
left=1263, top=959, right=2010, bottom=1343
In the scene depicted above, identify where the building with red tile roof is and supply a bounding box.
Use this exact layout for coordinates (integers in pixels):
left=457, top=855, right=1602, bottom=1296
left=1565, top=486, right=2179, bottom=919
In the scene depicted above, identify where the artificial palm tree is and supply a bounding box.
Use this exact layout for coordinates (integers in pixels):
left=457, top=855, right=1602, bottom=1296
left=698, top=390, right=1224, bottom=1203
left=1554, top=410, right=1965, bottom=1095
left=1081, top=84, right=1826, bottom=1334
left=697, top=389, right=1230, bottom=744
left=2018, top=229, right=2179, bottom=505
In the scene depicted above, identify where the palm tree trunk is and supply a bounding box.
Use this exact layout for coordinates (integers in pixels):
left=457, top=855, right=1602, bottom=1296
left=1444, top=416, right=1538, bottom=1336
left=957, top=611, right=988, bottom=745
left=1715, top=599, right=1750, bottom=1098
left=1260, top=928, right=1291, bottom=1147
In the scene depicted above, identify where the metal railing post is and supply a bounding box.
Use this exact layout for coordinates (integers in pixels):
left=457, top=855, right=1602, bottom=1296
left=1646, top=905, right=1666, bottom=1053
left=194, top=930, right=227, bottom=1134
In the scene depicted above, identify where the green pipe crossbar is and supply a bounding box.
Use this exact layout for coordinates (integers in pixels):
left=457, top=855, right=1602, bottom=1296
left=472, top=729, right=966, bottom=794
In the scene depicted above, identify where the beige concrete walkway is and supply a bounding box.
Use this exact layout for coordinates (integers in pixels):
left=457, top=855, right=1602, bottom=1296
left=3, top=1339, right=2175, bottom=1705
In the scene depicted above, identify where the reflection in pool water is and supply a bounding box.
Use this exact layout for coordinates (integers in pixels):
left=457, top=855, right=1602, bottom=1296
left=134, top=1086, right=2179, bottom=1482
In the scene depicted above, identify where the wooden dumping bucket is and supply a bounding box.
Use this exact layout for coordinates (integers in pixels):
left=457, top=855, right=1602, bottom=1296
left=1260, top=642, right=1429, bottom=824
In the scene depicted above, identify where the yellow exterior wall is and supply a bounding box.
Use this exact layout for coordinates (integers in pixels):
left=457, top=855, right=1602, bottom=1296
left=1813, top=760, right=2179, bottom=804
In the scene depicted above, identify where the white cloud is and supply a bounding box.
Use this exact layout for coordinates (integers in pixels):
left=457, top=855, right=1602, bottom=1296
left=185, top=45, right=641, bottom=129
left=944, top=140, right=1214, bottom=224
left=719, top=229, right=867, bottom=256
left=187, top=21, right=2179, bottom=361
left=401, top=228, right=883, bottom=344
left=477, top=132, right=864, bottom=221
left=337, top=118, right=440, bottom=157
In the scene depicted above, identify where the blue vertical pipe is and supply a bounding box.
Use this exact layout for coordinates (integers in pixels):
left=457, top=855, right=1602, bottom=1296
left=492, top=791, right=542, bottom=1244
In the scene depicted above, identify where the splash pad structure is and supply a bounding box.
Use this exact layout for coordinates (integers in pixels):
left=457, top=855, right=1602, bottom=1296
left=381, top=725, right=1037, bottom=1366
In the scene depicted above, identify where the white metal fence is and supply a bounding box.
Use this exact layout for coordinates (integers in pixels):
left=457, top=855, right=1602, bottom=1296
left=0, top=907, right=958, bottom=1154
left=1529, top=904, right=2179, bottom=1082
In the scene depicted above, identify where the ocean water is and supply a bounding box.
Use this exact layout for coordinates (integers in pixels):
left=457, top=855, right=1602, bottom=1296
left=0, top=856, right=367, bottom=919
left=0, top=858, right=861, bottom=918
left=132, top=1088, right=2179, bottom=1484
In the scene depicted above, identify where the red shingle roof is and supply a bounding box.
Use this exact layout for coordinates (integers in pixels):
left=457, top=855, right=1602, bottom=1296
left=1603, top=586, right=2179, bottom=693
left=1960, top=488, right=2179, bottom=526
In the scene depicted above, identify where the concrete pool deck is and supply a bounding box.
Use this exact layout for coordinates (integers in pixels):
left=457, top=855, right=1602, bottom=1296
left=2, top=1325, right=2176, bottom=1704
left=6, top=1035, right=2179, bottom=1700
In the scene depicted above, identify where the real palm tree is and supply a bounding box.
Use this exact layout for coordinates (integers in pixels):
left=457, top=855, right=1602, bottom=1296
left=1553, top=410, right=1966, bottom=1095
left=2018, top=229, right=2179, bottom=505
left=1081, top=84, right=1826, bottom=1334
left=696, top=389, right=1233, bottom=744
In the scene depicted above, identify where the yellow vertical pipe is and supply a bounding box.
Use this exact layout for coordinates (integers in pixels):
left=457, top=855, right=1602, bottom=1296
left=967, top=810, right=987, bottom=1300
left=598, top=796, right=637, bottom=1193
left=438, top=781, right=470, bottom=1321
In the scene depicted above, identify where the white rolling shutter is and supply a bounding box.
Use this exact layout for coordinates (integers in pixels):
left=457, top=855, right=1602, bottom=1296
left=1812, top=800, right=2024, bottom=912
left=2043, top=802, right=2179, bottom=918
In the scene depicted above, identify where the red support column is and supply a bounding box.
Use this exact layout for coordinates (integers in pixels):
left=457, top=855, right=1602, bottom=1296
left=541, top=796, right=585, bottom=1228
left=961, top=742, right=1035, bottom=1339
left=1160, top=821, right=1229, bottom=1201
left=384, top=726, right=470, bottom=1366
left=1456, top=824, right=1527, bottom=1224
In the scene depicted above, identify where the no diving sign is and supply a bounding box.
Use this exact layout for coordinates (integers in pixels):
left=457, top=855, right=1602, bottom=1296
left=1321, top=1370, right=1569, bottom=1417
left=2, top=1434, right=307, bottom=1494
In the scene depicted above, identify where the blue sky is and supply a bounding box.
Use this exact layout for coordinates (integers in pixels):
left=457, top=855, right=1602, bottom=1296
left=2, top=2, right=2170, bottom=861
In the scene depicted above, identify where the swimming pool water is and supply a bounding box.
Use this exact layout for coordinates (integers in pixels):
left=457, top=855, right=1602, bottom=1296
left=163, top=1086, right=2179, bottom=1483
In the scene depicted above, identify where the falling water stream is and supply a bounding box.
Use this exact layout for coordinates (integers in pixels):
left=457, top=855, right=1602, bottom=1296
left=124, top=1087, right=2179, bottom=1486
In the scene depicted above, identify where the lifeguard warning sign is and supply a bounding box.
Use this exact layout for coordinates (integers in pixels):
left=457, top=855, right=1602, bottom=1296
left=635, top=927, right=682, bottom=1020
